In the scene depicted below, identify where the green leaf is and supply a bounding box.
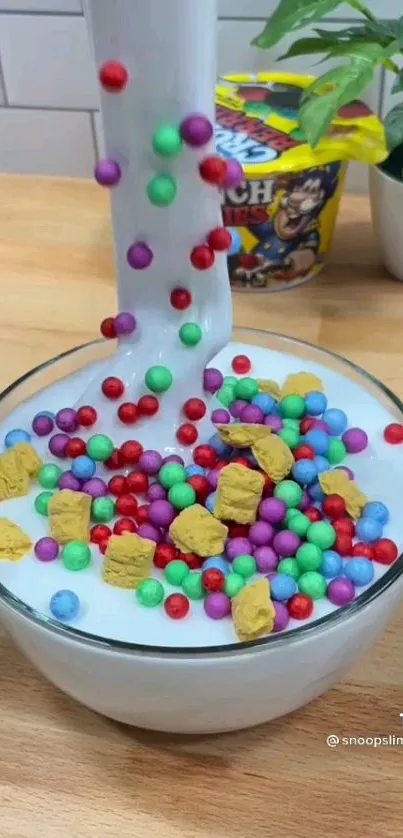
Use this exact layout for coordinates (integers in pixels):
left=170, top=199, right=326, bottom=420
left=322, top=41, right=386, bottom=63
left=278, top=37, right=335, bottom=61
left=299, top=89, right=341, bottom=147
left=251, top=0, right=345, bottom=50
left=384, top=103, right=403, bottom=151
left=391, top=69, right=403, bottom=95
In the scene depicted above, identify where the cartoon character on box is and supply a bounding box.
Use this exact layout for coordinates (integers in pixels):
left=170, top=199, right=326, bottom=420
left=231, top=163, right=340, bottom=288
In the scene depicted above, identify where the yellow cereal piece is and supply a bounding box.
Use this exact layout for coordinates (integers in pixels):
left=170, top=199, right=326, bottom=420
left=252, top=435, right=294, bottom=483
left=102, top=532, right=155, bottom=589
left=319, top=470, right=367, bottom=519
left=170, top=504, right=228, bottom=557
left=13, top=442, right=43, bottom=479
left=216, top=423, right=271, bottom=448
left=48, top=490, right=91, bottom=544
left=281, top=372, right=324, bottom=398
left=0, top=518, right=32, bottom=561
left=232, top=579, right=275, bottom=641
left=0, top=449, right=30, bottom=500
left=256, top=379, right=281, bottom=400
left=214, top=463, right=264, bottom=525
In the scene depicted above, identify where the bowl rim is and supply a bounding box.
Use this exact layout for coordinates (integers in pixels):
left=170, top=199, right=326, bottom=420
left=0, top=328, right=402, bottom=658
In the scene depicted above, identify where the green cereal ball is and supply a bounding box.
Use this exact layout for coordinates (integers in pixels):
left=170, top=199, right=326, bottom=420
left=224, top=572, right=245, bottom=598
left=182, top=572, right=205, bottom=600
left=327, top=438, right=347, bottom=465
left=288, top=513, right=311, bottom=538
left=224, top=376, right=237, bottom=387
left=298, top=570, right=327, bottom=600
left=61, top=540, right=91, bottom=571
left=234, top=377, right=259, bottom=402
left=282, top=417, right=300, bottom=432
left=147, top=173, right=177, bottom=206
left=86, top=434, right=114, bottom=462
left=165, top=559, right=189, bottom=586
left=168, top=482, right=196, bottom=510
left=285, top=508, right=301, bottom=525
left=307, top=521, right=336, bottom=550
left=37, top=463, right=63, bottom=490
left=152, top=124, right=182, bottom=158
left=179, top=323, right=202, bottom=347
left=158, top=463, right=187, bottom=489
left=232, top=554, right=256, bottom=579
left=91, top=496, right=115, bottom=523
left=279, top=394, right=305, bottom=419
left=136, top=579, right=165, bottom=607
left=274, top=480, right=303, bottom=508
left=34, top=491, right=54, bottom=516
left=278, top=427, right=300, bottom=450
left=217, top=384, right=236, bottom=407
left=145, top=365, right=173, bottom=393
left=277, top=558, right=300, bottom=580
left=296, top=542, right=322, bottom=572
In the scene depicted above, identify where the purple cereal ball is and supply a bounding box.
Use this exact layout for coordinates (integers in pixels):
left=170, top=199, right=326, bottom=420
left=342, top=427, right=368, bottom=454
left=249, top=521, right=274, bottom=546
left=259, top=497, right=286, bottom=525
left=327, top=577, right=355, bottom=606
left=147, top=483, right=167, bottom=502
left=264, top=415, right=283, bottom=432
left=114, top=312, right=136, bottom=336
left=230, top=399, right=247, bottom=419
left=266, top=572, right=277, bottom=583
left=311, top=419, right=330, bottom=433
left=207, top=466, right=222, bottom=490
left=203, top=367, right=223, bottom=394
left=240, top=404, right=264, bottom=424
left=48, top=433, right=69, bottom=458
left=272, top=530, right=301, bottom=558
left=180, top=113, right=213, bottom=148
left=272, top=601, right=290, bottom=633
left=162, top=454, right=184, bottom=466
left=34, top=537, right=59, bottom=562
left=139, top=449, right=163, bottom=475
left=32, top=413, right=54, bottom=436
left=204, top=592, right=231, bottom=619
left=137, top=523, right=161, bottom=543
left=211, top=408, right=231, bottom=424
left=81, top=477, right=108, bottom=498
left=148, top=499, right=175, bottom=528
left=226, top=536, right=253, bottom=561
left=163, top=533, right=175, bottom=545
left=299, top=489, right=310, bottom=511
left=335, top=465, right=354, bottom=480
left=254, top=545, right=279, bottom=573
left=55, top=407, right=78, bottom=433
left=223, top=158, right=244, bottom=189
left=58, top=470, right=82, bottom=491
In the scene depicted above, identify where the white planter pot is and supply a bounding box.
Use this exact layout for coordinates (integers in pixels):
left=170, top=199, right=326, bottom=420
left=370, top=162, right=403, bottom=281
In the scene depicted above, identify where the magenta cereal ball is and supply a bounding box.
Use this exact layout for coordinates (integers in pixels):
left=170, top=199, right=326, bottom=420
left=114, top=312, right=136, bottom=335
left=34, top=537, right=59, bottom=562
left=342, top=427, right=368, bottom=453
left=32, top=412, right=54, bottom=436
left=254, top=546, right=279, bottom=573
left=48, top=433, right=69, bottom=458
left=148, top=499, right=175, bottom=528
left=249, top=521, right=274, bottom=546
left=327, top=577, right=355, bottom=606
left=203, top=367, right=224, bottom=393
left=138, top=450, right=163, bottom=475
left=204, top=592, right=231, bottom=619
left=272, top=529, right=301, bottom=558
left=272, top=601, right=290, bottom=632
left=226, top=537, right=253, bottom=561
left=58, top=470, right=82, bottom=491
left=180, top=113, right=213, bottom=147
left=259, top=497, right=287, bottom=525
left=55, top=407, right=78, bottom=433
left=94, top=159, right=121, bottom=187
left=82, top=478, right=108, bottom=498
left=127, top=241, right=154, bottom=270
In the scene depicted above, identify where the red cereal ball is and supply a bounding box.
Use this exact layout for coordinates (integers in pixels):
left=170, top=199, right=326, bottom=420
left=383, top=423, right=403, bottom=444
left=177, top=423, right=198, bottom=446
left=193, top=444, right=217, bottom=469
left=199, top=155, right=228, bottom=185
left=333, top=518, right=355, bottom=537
left=179, top=551, right=203, bottom=570
left=352, top=542, right=374, bottom=560
left=99, top=60, right=128, bottom=93
left=126, top=470, right=149, bottom=494
left=228, top=523, right=251, bottom=538
left=164, top=593, right=190, bottom=620
left=335, top=533, right=353, bottom=556
left=288, top=593, right=314, bottom=620
left=115, top=494, right=138, bottom=517
left=300, top=418, right=315, bottom=435
left=202, top=568, right=225, bottom=593
left=113, top=517, right=137, bottom=535
left=187, top=475, right=211, bottom=501
left=104, top=448, right=126, bottom=470
left=120, top=440, right=144, bottom=465
left=135, top=504, right=150, bottom=525
left=77, top=405, right=97, bottom=427
left=90, top=524, right=112, bottom=544
left=99, top=539, right=110, bottom=555
left=215, top=459, right=230, bottom=471
left=305, top=506, right=323, bottom=523
left=108, top=475, right=127, bottom=496
left=294, top=444, right=315, bottom=461
left=183, top=398, right=207, bottom=422
left=261, top=473, right=274, bottom=496
left=322, top=494, right=346, bottom=520
left=232, top=456, right=252, bottom=469
left=373, top=538, right=398, bottom=565
left=102, top=376, right=124, bottom=400
left=137, top=395, right=159, bottom=417
left=100, top=317, right=116, bottom=339
left=207, top=227, right=232, bottom=252
left=117, top=402, right=138, bottom=425
left=65, top=437, right=87, bottom=459
left=190, top=244, right=215, bottom=271
left=170, top=287, right=192, bottom=310
left=231, top=354, right=251, bottom=375
left=240, top=253, right=259, bottom=270
left=154, top=543, right=177, bottom=569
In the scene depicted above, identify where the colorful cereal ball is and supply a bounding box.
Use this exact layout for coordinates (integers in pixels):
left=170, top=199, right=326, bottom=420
left=304, top=392, right=327, bottom=416
left=274, top=480, right=303, bottom=509
left=292, top=459, right=318, bottom=486
left=344, top=558, right=374, bottom=587
left=279, top=395, right=305, bottom=419
left=49, top=590, right=80, bottom=622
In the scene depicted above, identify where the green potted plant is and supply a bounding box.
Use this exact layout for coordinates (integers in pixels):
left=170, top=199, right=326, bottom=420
left=252, top=0, right=403, bottom=280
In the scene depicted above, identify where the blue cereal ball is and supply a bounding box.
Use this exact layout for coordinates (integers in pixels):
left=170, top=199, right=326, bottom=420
left=362, top=501, right=389, bottom=526
left=252, top=393, right=275, bottom=415
left=5, top=428, right=31, bottom=448
left=72, top=455, right=96, bottom=481
left=50, top=589, right=80, bottom=621
left=322, top=408, right=348, bottom=436
left=308, top=480, right=325, bottom=502
left=205, top=491, right=217, bottom=513
left=344, top=558, right=374, bottom=587
left=304, top=429, right=329, bottom=455
left=270, top=573, right=297, bottom=601
left=208, top=433, right=231, bottom=457
left=202, top=556, right=230, bottom=575
left=292, top=458, right=318, bottom=485
left=314, top=455, right=330, bottom=474
left=185, top=464, right=207, bottom=478
left=321, top=549, right=343, bottom=579
left=304, top=391, right=327, bottom=416
left=228, top=227, right=242, bottom=255
left=355, top=516, right=383, bottom=544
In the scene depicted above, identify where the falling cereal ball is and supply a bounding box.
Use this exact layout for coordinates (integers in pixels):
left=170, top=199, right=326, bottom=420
left=145, top=365, right=173, bottom=393
left=179, top=322, right=202, bottom=347
left=114, top=312, right=136, bottom=336
left=77, top=405, right=97, bottom=427
left=99, top=60, right=128, bottom=92
left=222, top=158, right=244, bottom=188
left=50, top=590, right=80, bottom=622
left=228, top=228, right=242, bottom=255
left=170, top=287, right=192, bottom=310
left=183, top=398, right=206, bottom=421
left=164, top=592, right=190, bottom=619
left=5, top=428, right=31, bottom=448
left=35, top=537, right=59, bottom=562
left=152, top=123, right=183, bottom=158
left=147, top=173, right=177, bottom=206
left=203, top=367, right=223, bottom=394
left=383, top=422, right=403, bottom=444
left=100, top=317, right=116, bottom=339
left=118, top=402, right=138, bottom=425
left=190, top=244, right=215, bottom=271
left=136, top=579, right=165, bottom=607
left=207, top=227, right=233, bottom=252
left=87, top=434, right=114, bottom=462
left=127, top=241, right=153, bottom=270
left=199, top=155, right=228, bottom=186
left=101, top=376, right=125, bottom=400
left=180, top=113, right=213, bottom=148
left=32, top=412, right=54, bottom=437
left=138, top=395, right=159, bottom=417
left=94, top=159, right=121, bottom=187
left=232, top=354, right=251, bottom=375
left=177, top=423, right=198, bottom=446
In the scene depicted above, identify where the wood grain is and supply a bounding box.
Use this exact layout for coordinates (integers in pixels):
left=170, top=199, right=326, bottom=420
left=1, top=175, right=403, bottom=838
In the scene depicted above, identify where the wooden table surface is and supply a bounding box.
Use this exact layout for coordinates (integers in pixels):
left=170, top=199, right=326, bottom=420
left=1, top=176, right=403, bottom=838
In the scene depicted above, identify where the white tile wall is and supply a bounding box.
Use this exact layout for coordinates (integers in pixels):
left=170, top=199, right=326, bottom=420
left=0, top=0, right=400, bottom=185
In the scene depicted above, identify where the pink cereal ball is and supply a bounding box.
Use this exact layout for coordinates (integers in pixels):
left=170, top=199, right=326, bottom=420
left=240, top=404, right=264, bottom=424
left=259, top=497, right=286, bottom=525
left=32, top=413, right=54, bottom=436
left=272, top=530, right=301, bottom=558
left=58, top=471, right=82, bottom=491
left=204, top=592, right=231, bottom=619
left=254, top=545, right=279, bottom=573
left=249, top=521, right=274, bottom=546
left=327, top=577, right=355, bottom=606
left=273, top=601, right=290, bottom=632
left=137, top=523, right=161, bottom=543
left=264, top=415, right=283, bottom=432
left=342, top=427, right=368, bottom=454
left=34, top=537, right=59, bottom=562
left=81, top=478, right=108, bottom=498
left=48, top=433, right=69, bottom=458
left=226, top=536, right=253, bottom=561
